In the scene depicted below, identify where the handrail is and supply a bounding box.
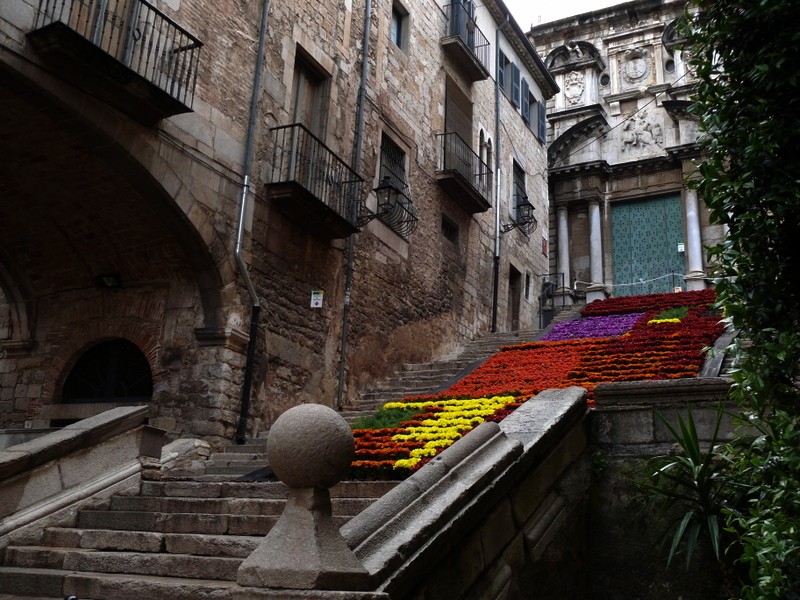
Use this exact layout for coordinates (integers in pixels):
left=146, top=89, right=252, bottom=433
left=436, top=131, right=492, bottom=202
left=34, top=0, right=202, bottom=107
left=442, top=3, right=491, bottom=73
left=269, top=123, right=363, bottom=226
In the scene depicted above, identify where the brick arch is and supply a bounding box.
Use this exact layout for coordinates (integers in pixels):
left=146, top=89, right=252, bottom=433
left=40, top=316, right=163, bottom=412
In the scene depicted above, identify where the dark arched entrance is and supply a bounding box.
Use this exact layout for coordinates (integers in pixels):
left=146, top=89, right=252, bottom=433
left=62, top=339, right=153, bottom=405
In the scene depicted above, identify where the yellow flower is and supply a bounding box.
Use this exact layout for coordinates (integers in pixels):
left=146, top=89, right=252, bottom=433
left=393, top=458, right=421, bottom=470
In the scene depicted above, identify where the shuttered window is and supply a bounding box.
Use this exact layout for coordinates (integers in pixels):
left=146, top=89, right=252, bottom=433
left=511, top=63, right=521, bottom=107
left=521, top=78, right=530, bottom=124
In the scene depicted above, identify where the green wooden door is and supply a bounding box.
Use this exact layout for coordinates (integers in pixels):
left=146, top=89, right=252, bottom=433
left=611, top=195, right=685, bottom=296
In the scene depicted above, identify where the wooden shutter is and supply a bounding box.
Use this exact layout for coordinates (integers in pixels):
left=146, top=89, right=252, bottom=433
left=537, top=99, right=547, bottom=142
left=511, top=63, right=521, bottom=107
left=521, top=78, right=530, bottom=124
left=446, top=78, right=473, bottom=144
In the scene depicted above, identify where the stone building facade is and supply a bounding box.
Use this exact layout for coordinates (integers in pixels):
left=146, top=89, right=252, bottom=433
left=0, top=0, right=556, bottom=445
left=530, top=0, right=721, bottom=307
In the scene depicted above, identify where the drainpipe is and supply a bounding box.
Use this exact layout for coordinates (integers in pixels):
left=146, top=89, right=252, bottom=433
left=336, top=0, right=372, bottom=410
left=490, top=18, right=508, bottom=332
left=234, top=0, right=270, bottom=444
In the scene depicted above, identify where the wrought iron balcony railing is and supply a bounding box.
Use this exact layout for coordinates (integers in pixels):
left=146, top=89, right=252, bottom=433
left=441, top=3, right=490, bottom=81
left=268, top=124, right=363, bottom=237
left=33, top=0, right=202, bottom=110
left=435, top=131, right=492, bottom=213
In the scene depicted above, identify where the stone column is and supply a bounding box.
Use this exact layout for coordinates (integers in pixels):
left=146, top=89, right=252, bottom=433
left=556, top=204, right=574, bottom=306
left=683, top=188, right=706, bottom=291
left=557, top=205, right=570, bottom=286
left=587, top=200, right=606, bottom=302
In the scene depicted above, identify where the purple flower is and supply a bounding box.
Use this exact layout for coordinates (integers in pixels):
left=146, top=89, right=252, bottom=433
left=541, top=312, right=645, bottom=341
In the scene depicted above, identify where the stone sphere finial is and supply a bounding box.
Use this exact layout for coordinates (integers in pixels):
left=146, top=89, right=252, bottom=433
left=267, top=403, right=354, bottom=489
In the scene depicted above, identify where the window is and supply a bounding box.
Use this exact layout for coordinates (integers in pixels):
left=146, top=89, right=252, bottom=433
left=537, top=101, right=547, bottom=142
left=381, top=134, right=407, bottom=192
left=498, top=50, right=510, bottom=95
left=511, top=63, right=521, bottom=107
left=292, top=51, right=330, bottom=138
left=521, top=78, right=531, bottom=124
left=441, top=215, right=459, bottom=243
left=512, top=161, right=535, bottom=235
left=512, top=160, right=527, bottom=218
left=498, top=50, right=521, bottom=108
left=480, top=134, right=493, bottom=194
left=378, top=133, right=418, bottom=237
left=390, top=3, right=408, bottom=51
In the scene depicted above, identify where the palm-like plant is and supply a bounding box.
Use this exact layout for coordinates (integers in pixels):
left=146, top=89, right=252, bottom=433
left=632, top=407, right=730, bottom=568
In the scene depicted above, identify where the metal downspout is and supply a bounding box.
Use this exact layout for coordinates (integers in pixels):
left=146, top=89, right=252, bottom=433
left=491, top=19, right=507, bottom=332
left=336, top=0, right=372, bottom=410
left=234, top=0, right=269, bottom=444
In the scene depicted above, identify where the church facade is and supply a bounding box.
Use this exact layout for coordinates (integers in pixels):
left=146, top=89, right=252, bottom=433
left=531, top=0, right=720, bottom=308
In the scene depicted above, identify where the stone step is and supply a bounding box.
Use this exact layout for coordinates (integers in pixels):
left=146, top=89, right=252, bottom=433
left=139, top=479, right=395, bottom=499
left=42, top=528, right=262, bottom=558
left=0, top=567, right=239, bottom=600
left=3, top=546, right=242, bottom=581
left=0, top=566, right=66, bottom=598
left=205, top=464, right=267, bottom=476
left=209, top=452, right=269, bottom=465
left=76, top=510, right=282, bottom=535
left=139, top=480, right=289, bottom=499
left=107, top=494, right=373, bottom=516
left=223, top=440, right=269, bottom=453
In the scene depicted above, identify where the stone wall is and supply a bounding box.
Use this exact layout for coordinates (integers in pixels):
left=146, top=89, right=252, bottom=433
left=0, top=0, right=555, bottom=444
left=587, top=378, right=734, bottom=599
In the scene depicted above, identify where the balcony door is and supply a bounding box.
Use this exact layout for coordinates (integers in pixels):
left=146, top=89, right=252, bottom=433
left=445, top=78, right=473, bottom=181
left=290, top=53, right=331, bottom=198
left=292, top=53, right=329, bottom=139
left=86, top=0, right=140, bottom=65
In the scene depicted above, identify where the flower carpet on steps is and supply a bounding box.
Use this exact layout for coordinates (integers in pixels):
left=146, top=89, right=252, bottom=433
left=351, top=289, right=723, bottom=479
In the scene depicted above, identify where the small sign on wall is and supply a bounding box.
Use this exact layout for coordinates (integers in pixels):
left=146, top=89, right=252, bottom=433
left=310, top=290, right=324, bottom=308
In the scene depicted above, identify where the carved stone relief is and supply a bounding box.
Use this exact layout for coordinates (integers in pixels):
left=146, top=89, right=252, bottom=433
left=564, top=71, right=585, bottom=106
left=620, top=110, right=664, bottom=156
left=621, top=48, right=650, bottom=83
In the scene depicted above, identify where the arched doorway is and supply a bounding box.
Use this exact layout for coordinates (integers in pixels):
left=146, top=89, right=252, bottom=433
left=58, top=339, right=153, bottom=424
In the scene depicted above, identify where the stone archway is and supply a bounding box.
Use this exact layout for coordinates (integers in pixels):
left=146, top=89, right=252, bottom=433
left=0, top=63, right=243, bottom=437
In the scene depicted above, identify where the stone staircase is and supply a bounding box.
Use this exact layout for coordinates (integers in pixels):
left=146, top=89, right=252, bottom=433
left=204, top=438, right=269, bottom=478
left=340, top=328, right=549, bottom=422
left=194, top=308, right=586, bottom=477
left=0, top=478, right=396, bottom=599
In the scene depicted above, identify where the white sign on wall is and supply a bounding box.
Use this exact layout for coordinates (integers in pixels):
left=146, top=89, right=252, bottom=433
left=310, top=290, right=324, bottom=308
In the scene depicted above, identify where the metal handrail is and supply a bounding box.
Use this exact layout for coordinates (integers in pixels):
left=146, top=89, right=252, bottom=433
left=34, top=0, right=202, bottom=107
left=436, top=131, right=492, bottom=202
left=269, top=124, right=363, bottom=226
left=442, top=3, right=490, bottom=73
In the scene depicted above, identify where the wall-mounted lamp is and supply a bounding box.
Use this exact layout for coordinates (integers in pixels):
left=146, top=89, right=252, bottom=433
left=358, top=175, right=399, bottom=225
left=358, top=175, right=419, bottom=237
left=501, top=196, right=538, bottom=235
left=95, top=273, right=122, bottom=288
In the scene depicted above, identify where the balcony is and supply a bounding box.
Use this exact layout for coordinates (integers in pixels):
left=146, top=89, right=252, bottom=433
left=266, top=124, right=363, bottom=240
left=435, top=132, right=492, bottom=214
left=27, top=0, right=202, bottom=124
left=441, top=3, right=490, bottom=82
